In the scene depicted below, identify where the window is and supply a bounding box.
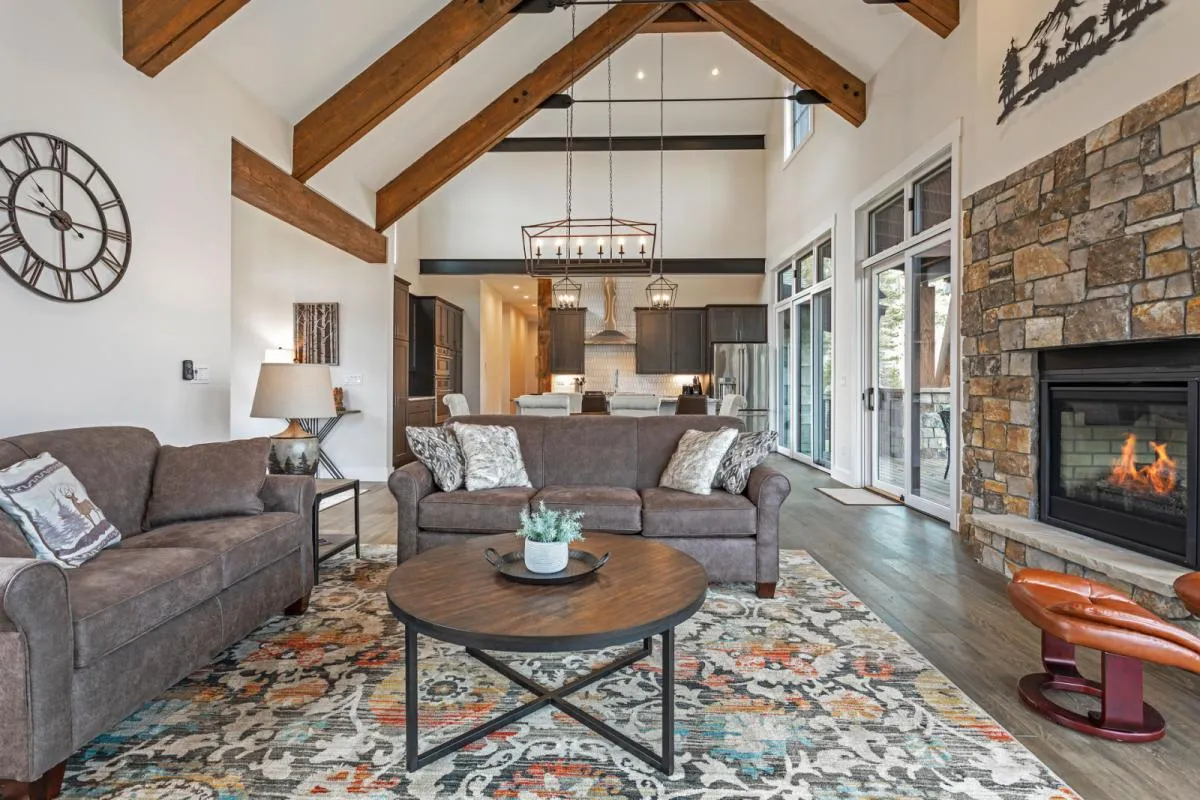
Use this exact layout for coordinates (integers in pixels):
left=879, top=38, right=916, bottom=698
left=786, top=85, right=813, bottom=158
left=816, top=239, right=832, bottom=283
left=776, top=265, right=794, bottom=301
left=868, top=193, right=905, bottom=256
left=797, top=252, right=814, bottom=290
left=914, top=163, right=953, bottom=235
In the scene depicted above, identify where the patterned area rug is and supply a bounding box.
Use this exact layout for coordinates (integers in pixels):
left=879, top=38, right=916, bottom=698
left=62, top=548, right=1079, bottom=799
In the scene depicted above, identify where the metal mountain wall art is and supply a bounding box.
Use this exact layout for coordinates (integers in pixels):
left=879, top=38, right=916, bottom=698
left=998, top=0, right=1169, bottom=124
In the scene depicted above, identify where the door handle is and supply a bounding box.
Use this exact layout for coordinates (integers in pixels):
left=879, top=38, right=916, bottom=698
left=864, top=387, right=875, bottom=411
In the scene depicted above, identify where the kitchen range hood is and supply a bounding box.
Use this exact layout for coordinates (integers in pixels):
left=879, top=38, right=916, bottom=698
left=585, top=277, right=635, bottom=346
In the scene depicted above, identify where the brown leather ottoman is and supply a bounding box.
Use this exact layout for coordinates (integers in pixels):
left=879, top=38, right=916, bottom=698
left=1175, top=573, right=1200, bottom=616
left=1008, top=569, right=1200, bottom=742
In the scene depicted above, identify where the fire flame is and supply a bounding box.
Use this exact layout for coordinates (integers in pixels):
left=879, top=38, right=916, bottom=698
left=1109, top=434, right=1177, bottom=495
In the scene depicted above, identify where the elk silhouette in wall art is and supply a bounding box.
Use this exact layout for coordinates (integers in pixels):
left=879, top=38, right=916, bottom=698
left=998, top=0, right=1169, bottom=124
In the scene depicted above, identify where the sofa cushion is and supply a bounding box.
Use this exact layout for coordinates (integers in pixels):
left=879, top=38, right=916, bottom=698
left=66, top=546, right=222, bottom=667
left=533, top=486, right=642, bottom=533
left=419, top=488, right=535, bottom=533
left=144, top=438, right=269, bottom=528
left=0, top=427, right=160, bottom=536
left=640, top=487, right=756, bottom=538
left=635, top=416, right=744, bottom=489
left=541, top=417, right=639, bottom=488
left=125, top=512, right=304, bottom=588
left=442, top=416, right=546, bottom=487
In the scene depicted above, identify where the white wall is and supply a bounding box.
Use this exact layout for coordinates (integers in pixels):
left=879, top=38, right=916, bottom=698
left=0, top=1, right=286, bottom=443
left=230, top=202, right=393, bottom=481
left=763, top=0, right=1200, bottom=493
left=420, top=150, right=767, bottom=259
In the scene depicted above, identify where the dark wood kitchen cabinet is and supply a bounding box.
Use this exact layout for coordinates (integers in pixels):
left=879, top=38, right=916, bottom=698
left=635, top=309, right=673, bottom=375
left=671, top=308, right=707, bottom=374
left=391, top=278, right=411, bottom=468
left=549, top=309, right=586, bottom=374
left=706, top=305, right=767, bottom=343
left=411, top=296, right=464, bottom=423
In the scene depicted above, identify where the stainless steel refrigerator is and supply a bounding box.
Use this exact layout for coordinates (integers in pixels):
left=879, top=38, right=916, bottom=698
left=711, top=343, right=770, bottom=433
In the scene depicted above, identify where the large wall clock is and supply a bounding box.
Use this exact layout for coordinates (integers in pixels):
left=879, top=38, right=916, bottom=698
left=0, top=132, right=131, bottom=302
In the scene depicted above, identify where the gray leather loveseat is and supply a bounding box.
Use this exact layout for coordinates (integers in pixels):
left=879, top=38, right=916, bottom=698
left=389, top=415, right=790, bottom=596
left=0, top=427, right=314, bottom=798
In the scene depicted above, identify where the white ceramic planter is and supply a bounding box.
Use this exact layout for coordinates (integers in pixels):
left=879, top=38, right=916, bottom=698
left=524, top=540, right=569, bottom=573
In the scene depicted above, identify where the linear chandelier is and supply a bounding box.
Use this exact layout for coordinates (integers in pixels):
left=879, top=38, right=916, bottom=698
left=523, top=3, right=657, bottom=281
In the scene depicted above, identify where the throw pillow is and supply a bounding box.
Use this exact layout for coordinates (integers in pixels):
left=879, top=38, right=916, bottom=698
left=144, top=438, right=269, bottom=528
left=712, top=430, right=778, bottom=495
left=0, top=453, right=121, bottom=567
left=407, top=426, right=465, bottom=492
left=659, top=427, right=739, bottom=495
left=449, top=423, right=532, bottom=491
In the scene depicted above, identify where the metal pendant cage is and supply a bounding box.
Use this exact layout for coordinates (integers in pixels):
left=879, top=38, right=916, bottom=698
left=523, top=217, right=657, bottom=277
left=551, top=275, right=583, bottom=310
left=645, top=273, right=678, bottom=310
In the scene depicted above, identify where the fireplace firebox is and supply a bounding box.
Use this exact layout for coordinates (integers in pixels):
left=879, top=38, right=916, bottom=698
left=1040, top=341, right=1200, bottom=569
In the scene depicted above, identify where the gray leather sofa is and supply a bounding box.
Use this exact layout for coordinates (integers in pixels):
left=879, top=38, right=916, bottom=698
left=389, top=415, right=790, bottom=596
left=0, top=427, right=314, bottom=797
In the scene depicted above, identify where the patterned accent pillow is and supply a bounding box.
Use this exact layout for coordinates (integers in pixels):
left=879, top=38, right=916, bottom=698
left=659, top=427, right=739, bottom=495
left=449, top=423, right=532, bottom=492
left=713, top=430, right=778, bottom=495
left=0, top=453, right=121, bottom=568
left=407, top=427, right=465, bottom=492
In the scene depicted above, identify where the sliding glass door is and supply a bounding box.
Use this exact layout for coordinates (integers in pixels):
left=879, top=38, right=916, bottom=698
left=866, top=239, right=953, bottom=518
left=774, top=239, right=833, bottom=469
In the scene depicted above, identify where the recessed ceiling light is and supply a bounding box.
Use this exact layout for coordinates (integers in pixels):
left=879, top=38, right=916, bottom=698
left=512, top=284, right=519, bottom=289
left=523, top=295, right=530, bottom=299
left=711, top=67, right=720, bottom=77
left=636, top=70, right=645, bottom=80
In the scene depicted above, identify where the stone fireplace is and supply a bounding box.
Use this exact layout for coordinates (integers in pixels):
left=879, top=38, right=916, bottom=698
left=961, top=74, right=1200, bottom=621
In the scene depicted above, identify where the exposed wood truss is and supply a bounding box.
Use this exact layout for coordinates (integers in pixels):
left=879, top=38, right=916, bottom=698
left=291, top=0, right=526, bottom=182
left=643, top=3, right=718, bottom=34
left=374, top=2, right=668, bottom=231
left=689, top=2, right=866, bottom=128
left=231, top=141, right=388, bottom=263
left=898, top=0, right=960, bottom=38
left=122, top=0, right=250, bottom=77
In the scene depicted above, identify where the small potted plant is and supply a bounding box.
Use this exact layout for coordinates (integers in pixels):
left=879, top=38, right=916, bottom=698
left=516, top=502, right=584, bottom=573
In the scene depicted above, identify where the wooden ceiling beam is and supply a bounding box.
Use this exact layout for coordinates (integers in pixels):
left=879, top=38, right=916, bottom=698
left=232, top=141, right=388, bottom=264
left=642, top=3, right=718, bottom=34
left=123, top=0, right=250, bottom=77
left=688, top=1, right=866, bottom=128
left=292, top=0, right=526, bottom=183
left=374, top=2, right=668, bottom=231
left=899, top=0, right=960, bottom=38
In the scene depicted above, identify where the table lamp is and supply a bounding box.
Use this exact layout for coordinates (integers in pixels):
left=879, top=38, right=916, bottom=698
left=251, top=363, right=336, bottom=475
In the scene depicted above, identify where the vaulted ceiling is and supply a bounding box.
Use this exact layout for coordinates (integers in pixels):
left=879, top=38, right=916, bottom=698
left=123, top=0, right=957, bottom=253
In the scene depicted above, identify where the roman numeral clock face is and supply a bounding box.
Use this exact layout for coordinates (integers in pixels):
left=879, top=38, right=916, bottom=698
left=0, top=133, right=131, bottom=302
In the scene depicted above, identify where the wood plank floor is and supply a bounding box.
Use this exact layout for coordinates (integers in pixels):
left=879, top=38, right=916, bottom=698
left=322, top=458, right=1200, bottom=800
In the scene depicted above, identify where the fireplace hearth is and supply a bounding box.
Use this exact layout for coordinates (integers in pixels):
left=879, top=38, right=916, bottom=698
left=1040, top=341, right=1200, bottom=569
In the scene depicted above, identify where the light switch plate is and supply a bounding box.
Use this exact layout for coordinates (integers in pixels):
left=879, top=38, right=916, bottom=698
left=344, top=375, right=363, bottom=386
left=192, top=366, right=210, bottom=384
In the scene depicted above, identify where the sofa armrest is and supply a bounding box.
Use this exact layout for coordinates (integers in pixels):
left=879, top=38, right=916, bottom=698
left=389, top=462, right=435, bottom=563
left=260, top=474, right=316, bottom=518
left=0, top=558, right=74, bottom=782
left=745, top=465, right=792, bottom=585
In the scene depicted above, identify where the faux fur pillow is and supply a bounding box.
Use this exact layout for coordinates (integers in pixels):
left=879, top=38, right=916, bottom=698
left=712, top=430, right=778, bottom=495
left=407, top=426, right=465, bottom=492
left=659, top=427, right=738, bottom=495
left=448, top=423, right=532, bottom=491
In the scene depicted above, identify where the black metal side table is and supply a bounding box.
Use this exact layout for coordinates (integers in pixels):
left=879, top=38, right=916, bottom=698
left=312, top=478, right=360, bottom=583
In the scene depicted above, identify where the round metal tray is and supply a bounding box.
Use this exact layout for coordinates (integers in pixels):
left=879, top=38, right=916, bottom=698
left=483, top=547, right=610, bottom=585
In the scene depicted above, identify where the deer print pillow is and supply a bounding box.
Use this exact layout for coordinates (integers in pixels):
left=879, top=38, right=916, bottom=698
left=0, top=452, right=122, bottom=567
left=144, top=438, right=270, bottom=528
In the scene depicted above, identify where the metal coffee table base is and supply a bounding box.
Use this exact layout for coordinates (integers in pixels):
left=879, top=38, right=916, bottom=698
left=404, top=625, right=676, bottom=774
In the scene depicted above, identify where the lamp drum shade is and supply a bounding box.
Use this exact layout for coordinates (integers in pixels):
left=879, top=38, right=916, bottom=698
left=251, top=364, right=336, bottom=420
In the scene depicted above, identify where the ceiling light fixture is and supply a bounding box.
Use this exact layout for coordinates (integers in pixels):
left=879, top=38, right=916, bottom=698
left=711, top=67, right=720, bottom=77
left=645, top=32, right=677, bottom=312
left=636, top=69, right=645, bottom=80
left=523, top=3, right=655, bottom=279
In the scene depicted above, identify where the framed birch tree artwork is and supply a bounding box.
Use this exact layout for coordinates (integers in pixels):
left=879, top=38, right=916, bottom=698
left=294, top=302, right=340, bottom=365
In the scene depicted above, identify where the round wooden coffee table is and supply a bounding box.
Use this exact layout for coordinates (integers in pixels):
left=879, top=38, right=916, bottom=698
left=386, top=532, right=708, bottom=774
